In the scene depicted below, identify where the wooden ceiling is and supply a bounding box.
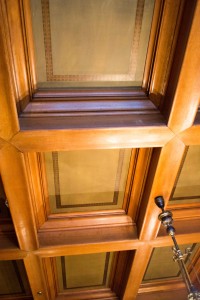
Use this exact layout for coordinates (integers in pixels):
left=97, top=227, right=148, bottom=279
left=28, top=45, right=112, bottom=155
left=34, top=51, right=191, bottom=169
left=0, top=0, right=200, bottom=299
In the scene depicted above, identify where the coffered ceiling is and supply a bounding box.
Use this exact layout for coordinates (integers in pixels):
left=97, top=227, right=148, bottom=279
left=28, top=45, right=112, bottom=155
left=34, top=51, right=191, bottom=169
left=0, top=0, right=200, bottom=299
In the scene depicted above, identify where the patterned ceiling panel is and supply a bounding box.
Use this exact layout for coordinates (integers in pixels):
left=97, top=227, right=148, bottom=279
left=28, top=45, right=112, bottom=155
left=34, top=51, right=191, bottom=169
left=30, top=0, right=155, bottom=87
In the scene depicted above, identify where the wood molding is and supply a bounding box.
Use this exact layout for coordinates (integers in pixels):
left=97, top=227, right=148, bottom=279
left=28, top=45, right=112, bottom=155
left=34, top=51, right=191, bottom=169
left=137, top=137, right=186, bottom=241
left=0, top=145, right=38, bottom=250
left=0, top=0, right=19, bottom=140
left=139, top=278, right=185, bottom=294
left=10, top=126, right=174, bottom=152
left=148, top=0, right=185, bottom=107
left=178, top=124, right=200, bottom=145
left=24, top=254, right=49, bottom=300
left=122, top=245, right=153, bottom=300
left=162, top=0, right=200, bottom=133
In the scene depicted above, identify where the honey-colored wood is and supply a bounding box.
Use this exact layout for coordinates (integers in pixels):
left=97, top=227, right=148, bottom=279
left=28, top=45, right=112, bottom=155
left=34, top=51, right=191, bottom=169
left=24, top=253, right=49, bottom=300
left=4, top=0, right=31, bottom=103
left=178, top=125, right=200, bottom=145
left=22, top=0, right=37, bottom=91
left=11, top=126, right=174, bottom=152
left=122, top=245, right=153, bottom=300
left=42, top=258, right=57, bottom=300
left=151, top=233, right=200, bottom=248
left=0, top=249, right=27, bottom=260
left=148, top=0, right=184, bottom=107
left=0, top=1, right=19, bottom=140
left=163, top=0, right=200, bottom=134
left=127, top=148, right=152, bottom=220
left=142, top=0, right=163, bottom=91
left=40, top=214, right=133, bottom=231
left=0, top=0, right=200, bottom=299
left=0, top=145, right=38, bottom=250
left=139, top=279, right=185, bottom=294
left=137, top=137, right=186, bottom=241
left=56, top=289, right=118, bottom=300
left=25, top=153, right=48, bottom=228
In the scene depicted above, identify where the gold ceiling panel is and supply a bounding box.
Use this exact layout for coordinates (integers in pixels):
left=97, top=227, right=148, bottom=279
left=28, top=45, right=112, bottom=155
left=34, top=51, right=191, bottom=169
left=56, top=252, right=114, bottom=291
left=44, top=149, right=131, bottom=213
left=30, top=0, right=155, bottom=87
left=170, top=146, right=200, bottom=204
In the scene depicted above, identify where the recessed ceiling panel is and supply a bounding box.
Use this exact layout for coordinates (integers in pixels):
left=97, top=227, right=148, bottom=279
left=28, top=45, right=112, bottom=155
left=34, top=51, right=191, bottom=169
left=170, top=146, right=200, bottom=204
left=30, top=0, right=155, bottom=87
left=56, top=252, right=114, bottom=291
left=44, top=149, right=131, bottom=213
left=0, top=260, right=31, bottom=296
left=143, top=244, right=199, bottom=282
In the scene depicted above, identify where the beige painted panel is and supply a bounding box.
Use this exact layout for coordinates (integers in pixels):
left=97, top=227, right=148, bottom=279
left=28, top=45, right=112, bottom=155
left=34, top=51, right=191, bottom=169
left=171, top=146, right=200, bottom=204
left=143, top=244, right=198, bottom=282
left=44, top=149, right=131, bottom=213
left=30, top=0, right=155, bottom=87
left=56, top=252, right=113, bottom=291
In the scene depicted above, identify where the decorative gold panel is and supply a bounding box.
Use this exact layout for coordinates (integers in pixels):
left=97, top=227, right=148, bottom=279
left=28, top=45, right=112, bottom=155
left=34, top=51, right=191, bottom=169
left=30, top=0, right=155, bottom=87
left=0, top=260, right=31, bottom=296
left=143, top=244, right=199, bottom=282
left=170, top=146, right=200, bottom=204
left=56, top=252, right=114, bottom=291
left=44, top=149, right=131, bottom=213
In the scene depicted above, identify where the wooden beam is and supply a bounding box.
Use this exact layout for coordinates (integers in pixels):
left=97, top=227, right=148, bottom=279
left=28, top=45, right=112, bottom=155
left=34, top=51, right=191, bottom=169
left=0, top=145, right=38, bottom=250
left=137, top=137, right=186, bottom=240
left=122, top=245, right=153, bottom=300
left=162, top=0, right=200, bottom=133
left=0, top=0, right=19, bottom=140
left=11, top=126, right=174, bottom=152
left=24, top=253, right=49, bottom=300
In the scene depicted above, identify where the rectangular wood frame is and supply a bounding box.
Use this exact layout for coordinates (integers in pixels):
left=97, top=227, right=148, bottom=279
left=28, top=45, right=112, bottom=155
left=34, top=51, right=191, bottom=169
left=0, top=0, right=200, bottom=299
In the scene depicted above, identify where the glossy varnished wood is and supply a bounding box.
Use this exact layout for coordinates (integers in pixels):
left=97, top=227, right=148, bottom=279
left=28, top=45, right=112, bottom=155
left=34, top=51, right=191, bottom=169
left=0, top=0, right=200, bottom=299
left=137, top=137, right=186, bottom=241
left=11, top=126, right=174, bottom=152
left=163, top=0, right=200, bottom=133
left=0, top=145, right=38, bottom=250
left=148, top=0, right=184, bottom=107
left=0, top=1, right=19, bottom=139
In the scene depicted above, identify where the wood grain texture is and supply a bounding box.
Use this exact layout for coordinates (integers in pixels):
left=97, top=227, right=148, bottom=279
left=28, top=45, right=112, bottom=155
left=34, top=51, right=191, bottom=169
left=0, top=1, right=19, bottom=140
left=122, top=245, right=153, bottom=300
left=139, top=279, right=185, bottom=294
left=40, top=214, right=133, bottom=231
left=24, top=254, right=49, bottom=300
left=0, top=145, right=38, bottom=250
left=25, top=153, right=48, bottom=228
left=11, top=126, right=174, bottom=152
left=4, top=0, right=30, bottom=101
left=0, top=249, right=27, bottom=260
left=142, top=0, right=163, bottom=91
left=137, top=137, right=186, bottom=241
left=178, top=125, right=200, bottom=145
left=148, top=0, right=184, bottom=107
left=163, top=0, right=200, bottom=133
left=36, top=225, right=139, bottom=257
left=0, top=0, right=200, bottom=298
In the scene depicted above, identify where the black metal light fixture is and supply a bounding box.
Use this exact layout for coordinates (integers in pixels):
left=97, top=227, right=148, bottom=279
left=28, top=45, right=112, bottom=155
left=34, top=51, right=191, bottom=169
left=155, top=196, right=200, bottom=300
